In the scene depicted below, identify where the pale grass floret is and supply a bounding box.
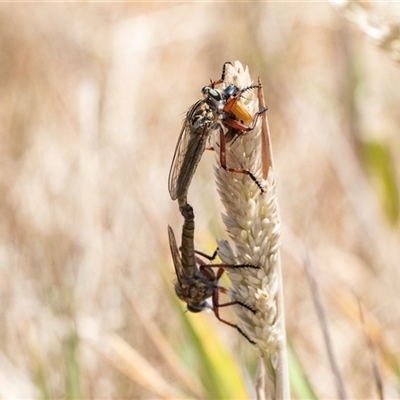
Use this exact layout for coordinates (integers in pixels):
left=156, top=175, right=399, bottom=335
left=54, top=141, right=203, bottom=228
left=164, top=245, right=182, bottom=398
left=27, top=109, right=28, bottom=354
left=212, top=61, right=282, bottom=356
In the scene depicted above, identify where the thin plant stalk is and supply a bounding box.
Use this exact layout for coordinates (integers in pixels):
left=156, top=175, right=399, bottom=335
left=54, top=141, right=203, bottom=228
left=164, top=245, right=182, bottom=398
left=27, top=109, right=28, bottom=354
left=303, top=252, right=347, bottom=400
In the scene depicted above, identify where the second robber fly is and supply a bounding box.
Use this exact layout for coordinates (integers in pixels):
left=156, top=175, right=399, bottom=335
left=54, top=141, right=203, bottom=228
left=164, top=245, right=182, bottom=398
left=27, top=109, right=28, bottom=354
left=168, top=202, right=259, bottom=344
left=168, top=62, right=268, bottom=204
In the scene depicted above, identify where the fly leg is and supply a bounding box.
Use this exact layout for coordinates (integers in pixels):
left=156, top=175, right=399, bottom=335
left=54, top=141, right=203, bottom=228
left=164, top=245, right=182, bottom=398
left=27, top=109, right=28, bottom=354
left=194, top=253, right=259, bottom=344
left=195, top=249, right=260, bottom=276
left=218, top=124, right=264, bottom=193
left=210, top=61, right=233, bottom=88
left=194, top=249, right=218, bottom=261
left=211, top=286, right=257, bottom=345
left=223, top=84, right=262, bottom=113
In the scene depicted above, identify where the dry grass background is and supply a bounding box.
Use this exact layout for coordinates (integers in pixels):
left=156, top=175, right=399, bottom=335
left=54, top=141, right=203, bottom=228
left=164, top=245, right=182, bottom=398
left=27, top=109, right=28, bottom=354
left=1, top=3, right=400, bottom=399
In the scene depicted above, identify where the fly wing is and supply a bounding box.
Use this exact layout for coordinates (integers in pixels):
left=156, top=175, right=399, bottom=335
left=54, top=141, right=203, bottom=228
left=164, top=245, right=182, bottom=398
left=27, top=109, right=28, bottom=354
left=168, top=100, right=209, bottom=201
left=167, top=225, right=184, bottom=284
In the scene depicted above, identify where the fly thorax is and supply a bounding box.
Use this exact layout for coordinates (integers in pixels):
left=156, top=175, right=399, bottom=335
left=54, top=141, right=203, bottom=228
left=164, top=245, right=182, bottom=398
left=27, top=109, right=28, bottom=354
left=193, top=116, right=211, bottom=130
left=174, top=281, right=185, bottom=301
left=175, top=279, right=207, bottom=303
left=187, top=284, right=211, bottom=303
left=192, top=104, right=213, bottom=130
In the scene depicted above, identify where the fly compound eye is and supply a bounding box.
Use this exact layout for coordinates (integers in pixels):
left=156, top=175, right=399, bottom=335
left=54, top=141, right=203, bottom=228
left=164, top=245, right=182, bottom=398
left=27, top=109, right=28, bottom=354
left=202, top=87, right=221, bottom=101
left=201, top=86, right=209, bottom=97
left=208, top=88, right=221, bottom=101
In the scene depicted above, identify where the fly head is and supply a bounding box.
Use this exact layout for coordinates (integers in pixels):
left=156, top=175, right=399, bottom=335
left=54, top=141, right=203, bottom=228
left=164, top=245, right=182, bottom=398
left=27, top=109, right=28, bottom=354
left=187, top=300, right=210, bottom=313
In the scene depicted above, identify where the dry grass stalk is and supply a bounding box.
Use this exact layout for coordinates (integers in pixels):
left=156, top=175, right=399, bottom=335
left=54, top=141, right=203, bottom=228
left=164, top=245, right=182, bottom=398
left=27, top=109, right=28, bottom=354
left=303, top=253, right=348, bottom=400
left=81, top=323, right=184, bottom=400
left=213, top=61, right=289, bottom=399
left=331, top=0, right=400, bottom=63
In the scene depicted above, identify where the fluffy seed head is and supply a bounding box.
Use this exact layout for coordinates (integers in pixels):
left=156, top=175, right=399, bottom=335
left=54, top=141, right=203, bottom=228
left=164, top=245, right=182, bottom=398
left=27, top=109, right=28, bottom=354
left=213, top=61, right=282, bottom=356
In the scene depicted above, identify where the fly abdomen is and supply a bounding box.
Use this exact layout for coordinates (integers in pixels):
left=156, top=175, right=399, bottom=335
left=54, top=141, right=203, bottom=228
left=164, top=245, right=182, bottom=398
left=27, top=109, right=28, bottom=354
left=180, top=203, right=196, bottom=272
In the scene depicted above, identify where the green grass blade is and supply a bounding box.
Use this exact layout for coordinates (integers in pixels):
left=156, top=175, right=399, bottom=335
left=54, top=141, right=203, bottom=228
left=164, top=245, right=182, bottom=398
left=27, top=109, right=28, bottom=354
left=65, top=333, right=81, bottom=400
left=288, top=339, right=318, bottom=400
left=168, top=288, right=249, bottom=399
left=363, top=140, right=400, bottom=224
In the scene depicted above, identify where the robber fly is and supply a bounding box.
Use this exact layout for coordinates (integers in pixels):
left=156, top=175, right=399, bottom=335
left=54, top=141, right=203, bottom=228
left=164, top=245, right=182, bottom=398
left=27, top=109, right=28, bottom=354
left=168, top=202, right=259, bottom=344
left=168, top=62, right=268, bottom=204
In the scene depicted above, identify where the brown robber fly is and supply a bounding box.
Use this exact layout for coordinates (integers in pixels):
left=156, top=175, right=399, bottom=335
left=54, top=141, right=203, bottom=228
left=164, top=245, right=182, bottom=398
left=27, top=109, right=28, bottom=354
left=168, top=202, right=259, bottom=344
left=168, top=62, right=268, bottom=203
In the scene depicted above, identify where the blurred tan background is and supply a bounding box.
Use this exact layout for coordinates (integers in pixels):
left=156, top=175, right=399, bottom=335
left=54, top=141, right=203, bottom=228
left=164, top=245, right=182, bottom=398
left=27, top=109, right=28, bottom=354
left=1, top=3, right=400, bottom=399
